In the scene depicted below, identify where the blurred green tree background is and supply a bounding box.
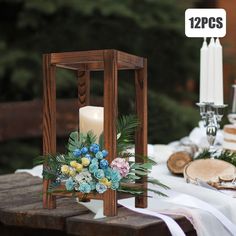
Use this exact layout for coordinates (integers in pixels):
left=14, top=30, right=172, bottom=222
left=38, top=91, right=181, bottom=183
left=0, top=0, right=201, bottom=173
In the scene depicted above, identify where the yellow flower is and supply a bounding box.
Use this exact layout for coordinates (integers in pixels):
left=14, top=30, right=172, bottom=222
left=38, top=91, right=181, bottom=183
left=105, top=181, right=111, bottom=188
left=99, top=178, right=111, bottom=187
left=75, top=163, right=83, bottom=172
left=69, top=169, right=76, bottom=177
left=100, top=178, right=107, bottom=185
left=81, top=157, right=90, bottom=167
left=70, top=161, right=78, bottom=168
left=61, top=165, right=70, bottom=174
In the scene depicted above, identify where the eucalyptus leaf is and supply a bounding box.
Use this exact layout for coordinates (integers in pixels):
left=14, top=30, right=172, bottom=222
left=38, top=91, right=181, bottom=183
left=148, top=178, right=169, bottom=190
left=125, top=174, right=141, bottom=180
left=131, top=170, right=148, bottom=176
left=148, top=188, right=168, bottom=197
left=118, top=189, right=144, bottom=195
left=120, top=178, right=132, bottom=183
left=140, top=163, right=153, bottom=169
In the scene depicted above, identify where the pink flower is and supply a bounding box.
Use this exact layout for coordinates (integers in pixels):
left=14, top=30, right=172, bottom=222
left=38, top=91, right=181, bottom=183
left=111, top=158, right=130, bottom=177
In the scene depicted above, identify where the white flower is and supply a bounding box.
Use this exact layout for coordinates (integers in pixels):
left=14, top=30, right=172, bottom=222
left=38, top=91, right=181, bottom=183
left=74, top=169, right=92, bottom=184
left=75, top=173, right=83, bottom=183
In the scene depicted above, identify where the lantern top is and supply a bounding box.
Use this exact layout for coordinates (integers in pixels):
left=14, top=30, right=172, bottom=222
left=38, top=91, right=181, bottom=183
left=43, top=49, right=145, bottom=71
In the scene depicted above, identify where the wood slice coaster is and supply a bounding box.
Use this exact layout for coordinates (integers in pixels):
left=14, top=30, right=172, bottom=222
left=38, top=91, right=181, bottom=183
left=184, top=159, right=236, bottom=184
left=167, top=151, right=193, bottom=175
left=208, top=181, right=236, bottom=190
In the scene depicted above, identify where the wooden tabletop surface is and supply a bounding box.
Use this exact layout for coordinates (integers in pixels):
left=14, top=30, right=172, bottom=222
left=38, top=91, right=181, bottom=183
left=0, top=173, right=196, bottom=236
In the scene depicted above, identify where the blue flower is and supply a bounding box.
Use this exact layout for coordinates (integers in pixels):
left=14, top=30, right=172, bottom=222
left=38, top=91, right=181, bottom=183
left=102, top=150, right=108, bottom=158
left=90, top=144, right=100, bottom=154
left=111, top=181, right=119, bottom=190
left=89, top=163, right=98, bottom=173
left=94, top=169, right=105, bottom=180
left=91, top=158, right=99, bottom=164
left=89, top=181, right=96, bottom=190
left=73, top=148, right=81, bottom=157
left=79, top=182, right=91, bottom=193
left=65, top=178, right=75, bottom=191
left=99, top=159, right=108, bottom=169
left=96, top=183, right=107, bottom=194
left=104, top=167, right=112, bottom=180
left=85, top=154, right=91, bottom=160
left=95, top=151, right=103, bottom=159
left=53, top=178, right=61, bottom=187
left=110, top=170, right=121, bottom=182
left=81, top=147, right=88, bottom=154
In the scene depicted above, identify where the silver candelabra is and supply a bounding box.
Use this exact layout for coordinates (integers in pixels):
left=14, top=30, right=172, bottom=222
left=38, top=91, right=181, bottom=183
left=197, top=102, right=227, bottom=158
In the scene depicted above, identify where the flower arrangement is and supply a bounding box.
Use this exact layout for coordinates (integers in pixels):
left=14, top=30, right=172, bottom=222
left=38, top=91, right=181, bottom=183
left=59, top=143, right=124, bottom=194
left=38, top=115, right=168, bottom=199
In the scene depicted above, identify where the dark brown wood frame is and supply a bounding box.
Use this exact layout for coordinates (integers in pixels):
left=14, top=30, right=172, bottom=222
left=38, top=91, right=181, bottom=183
left=42, top=49, right=147, bottom=216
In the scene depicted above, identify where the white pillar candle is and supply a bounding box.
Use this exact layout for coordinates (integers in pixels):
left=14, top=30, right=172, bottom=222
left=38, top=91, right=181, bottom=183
left=79, top=106, right=104, bottom=142
left=214, top=38, right=224, bottom=105
left=200, top=38, right=208, bottom=103
left=207, top=37, right=215, bottom=103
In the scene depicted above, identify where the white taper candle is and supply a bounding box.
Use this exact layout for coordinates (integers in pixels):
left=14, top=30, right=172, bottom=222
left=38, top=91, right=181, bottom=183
left=214, top=38, right=224, bottom=105
left=200, top=38, right=208, bottom=103
left=207, top=37, right=215, bottom=103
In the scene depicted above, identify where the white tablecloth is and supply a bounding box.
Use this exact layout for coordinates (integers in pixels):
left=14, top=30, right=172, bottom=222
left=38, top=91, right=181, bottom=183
left=16, top=144, right=236, bottom=236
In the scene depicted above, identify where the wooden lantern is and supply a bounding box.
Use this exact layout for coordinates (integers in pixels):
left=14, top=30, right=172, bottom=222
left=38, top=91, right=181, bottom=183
left=42, top=49, right=147, bottom=216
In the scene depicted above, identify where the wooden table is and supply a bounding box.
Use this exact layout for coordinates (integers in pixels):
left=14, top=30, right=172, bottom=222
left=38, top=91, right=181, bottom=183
left=0, top=173, right=196, bottom=236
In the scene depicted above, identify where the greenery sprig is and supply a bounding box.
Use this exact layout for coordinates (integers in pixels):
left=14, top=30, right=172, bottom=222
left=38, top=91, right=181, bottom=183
left=195, top=149, right=236, bottom=167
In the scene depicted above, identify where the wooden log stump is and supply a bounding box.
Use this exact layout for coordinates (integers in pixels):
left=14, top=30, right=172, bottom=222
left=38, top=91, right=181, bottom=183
left=167, top=151, right=193, bottom=175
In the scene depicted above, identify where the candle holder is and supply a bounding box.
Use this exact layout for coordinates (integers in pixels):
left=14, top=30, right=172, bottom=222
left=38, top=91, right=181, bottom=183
left=196, top=102, right=227, bottom=157
left=42, top=50, right=147, bottom=216
left=228, top=84, right=236, bottom=125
